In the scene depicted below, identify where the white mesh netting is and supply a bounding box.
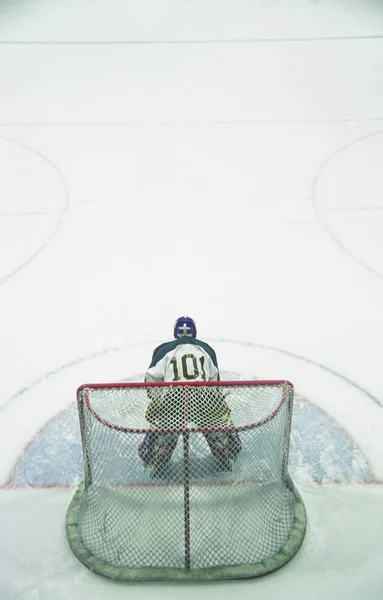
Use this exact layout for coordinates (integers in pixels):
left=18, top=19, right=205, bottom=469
left=66, top=381, right=306, bottom=580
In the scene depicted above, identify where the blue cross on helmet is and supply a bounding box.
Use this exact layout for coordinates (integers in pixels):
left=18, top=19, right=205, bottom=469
left=173, top=316, right=197, bottom=339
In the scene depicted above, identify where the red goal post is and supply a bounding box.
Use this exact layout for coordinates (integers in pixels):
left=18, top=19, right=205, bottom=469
left=66, top=380, right=307, bottom=581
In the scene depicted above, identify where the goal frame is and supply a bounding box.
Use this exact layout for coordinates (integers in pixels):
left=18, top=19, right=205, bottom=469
left=66, top=380, right=307, bottom=581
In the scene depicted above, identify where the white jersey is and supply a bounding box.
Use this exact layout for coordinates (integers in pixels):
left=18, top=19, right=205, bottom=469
left=145, top=338, right=219, bottom=383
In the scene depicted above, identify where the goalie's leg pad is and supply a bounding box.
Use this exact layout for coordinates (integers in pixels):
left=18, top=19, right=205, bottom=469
left=204, top=430, right=242, bottom=468
left=138, top=432, right=179, bottom=469
left=228, top=431, right=242, bottom=460
left=138, top=432, right=158, bottom=465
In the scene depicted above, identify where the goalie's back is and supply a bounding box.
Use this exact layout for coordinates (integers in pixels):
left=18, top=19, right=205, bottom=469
left=145, top=337, right=219, bottom=383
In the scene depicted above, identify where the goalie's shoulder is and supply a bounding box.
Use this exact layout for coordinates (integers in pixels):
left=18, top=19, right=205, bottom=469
left=192, top=338, right=218, bottom=367
left=149, top=339, right=181, bottom=368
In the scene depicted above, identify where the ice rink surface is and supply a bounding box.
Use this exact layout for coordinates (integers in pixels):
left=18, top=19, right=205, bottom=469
left=0, top=0, right=383, bottom=598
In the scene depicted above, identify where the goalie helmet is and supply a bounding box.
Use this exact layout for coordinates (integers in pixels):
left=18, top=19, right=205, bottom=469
left=173, top=316, right=197, bottom=339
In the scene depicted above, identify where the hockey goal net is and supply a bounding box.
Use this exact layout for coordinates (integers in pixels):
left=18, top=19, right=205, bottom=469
left=66, top=380, right=306, bottom=580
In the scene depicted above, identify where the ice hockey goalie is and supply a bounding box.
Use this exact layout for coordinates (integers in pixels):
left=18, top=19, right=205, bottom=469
left=138, top=316, right=242, bottom=475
